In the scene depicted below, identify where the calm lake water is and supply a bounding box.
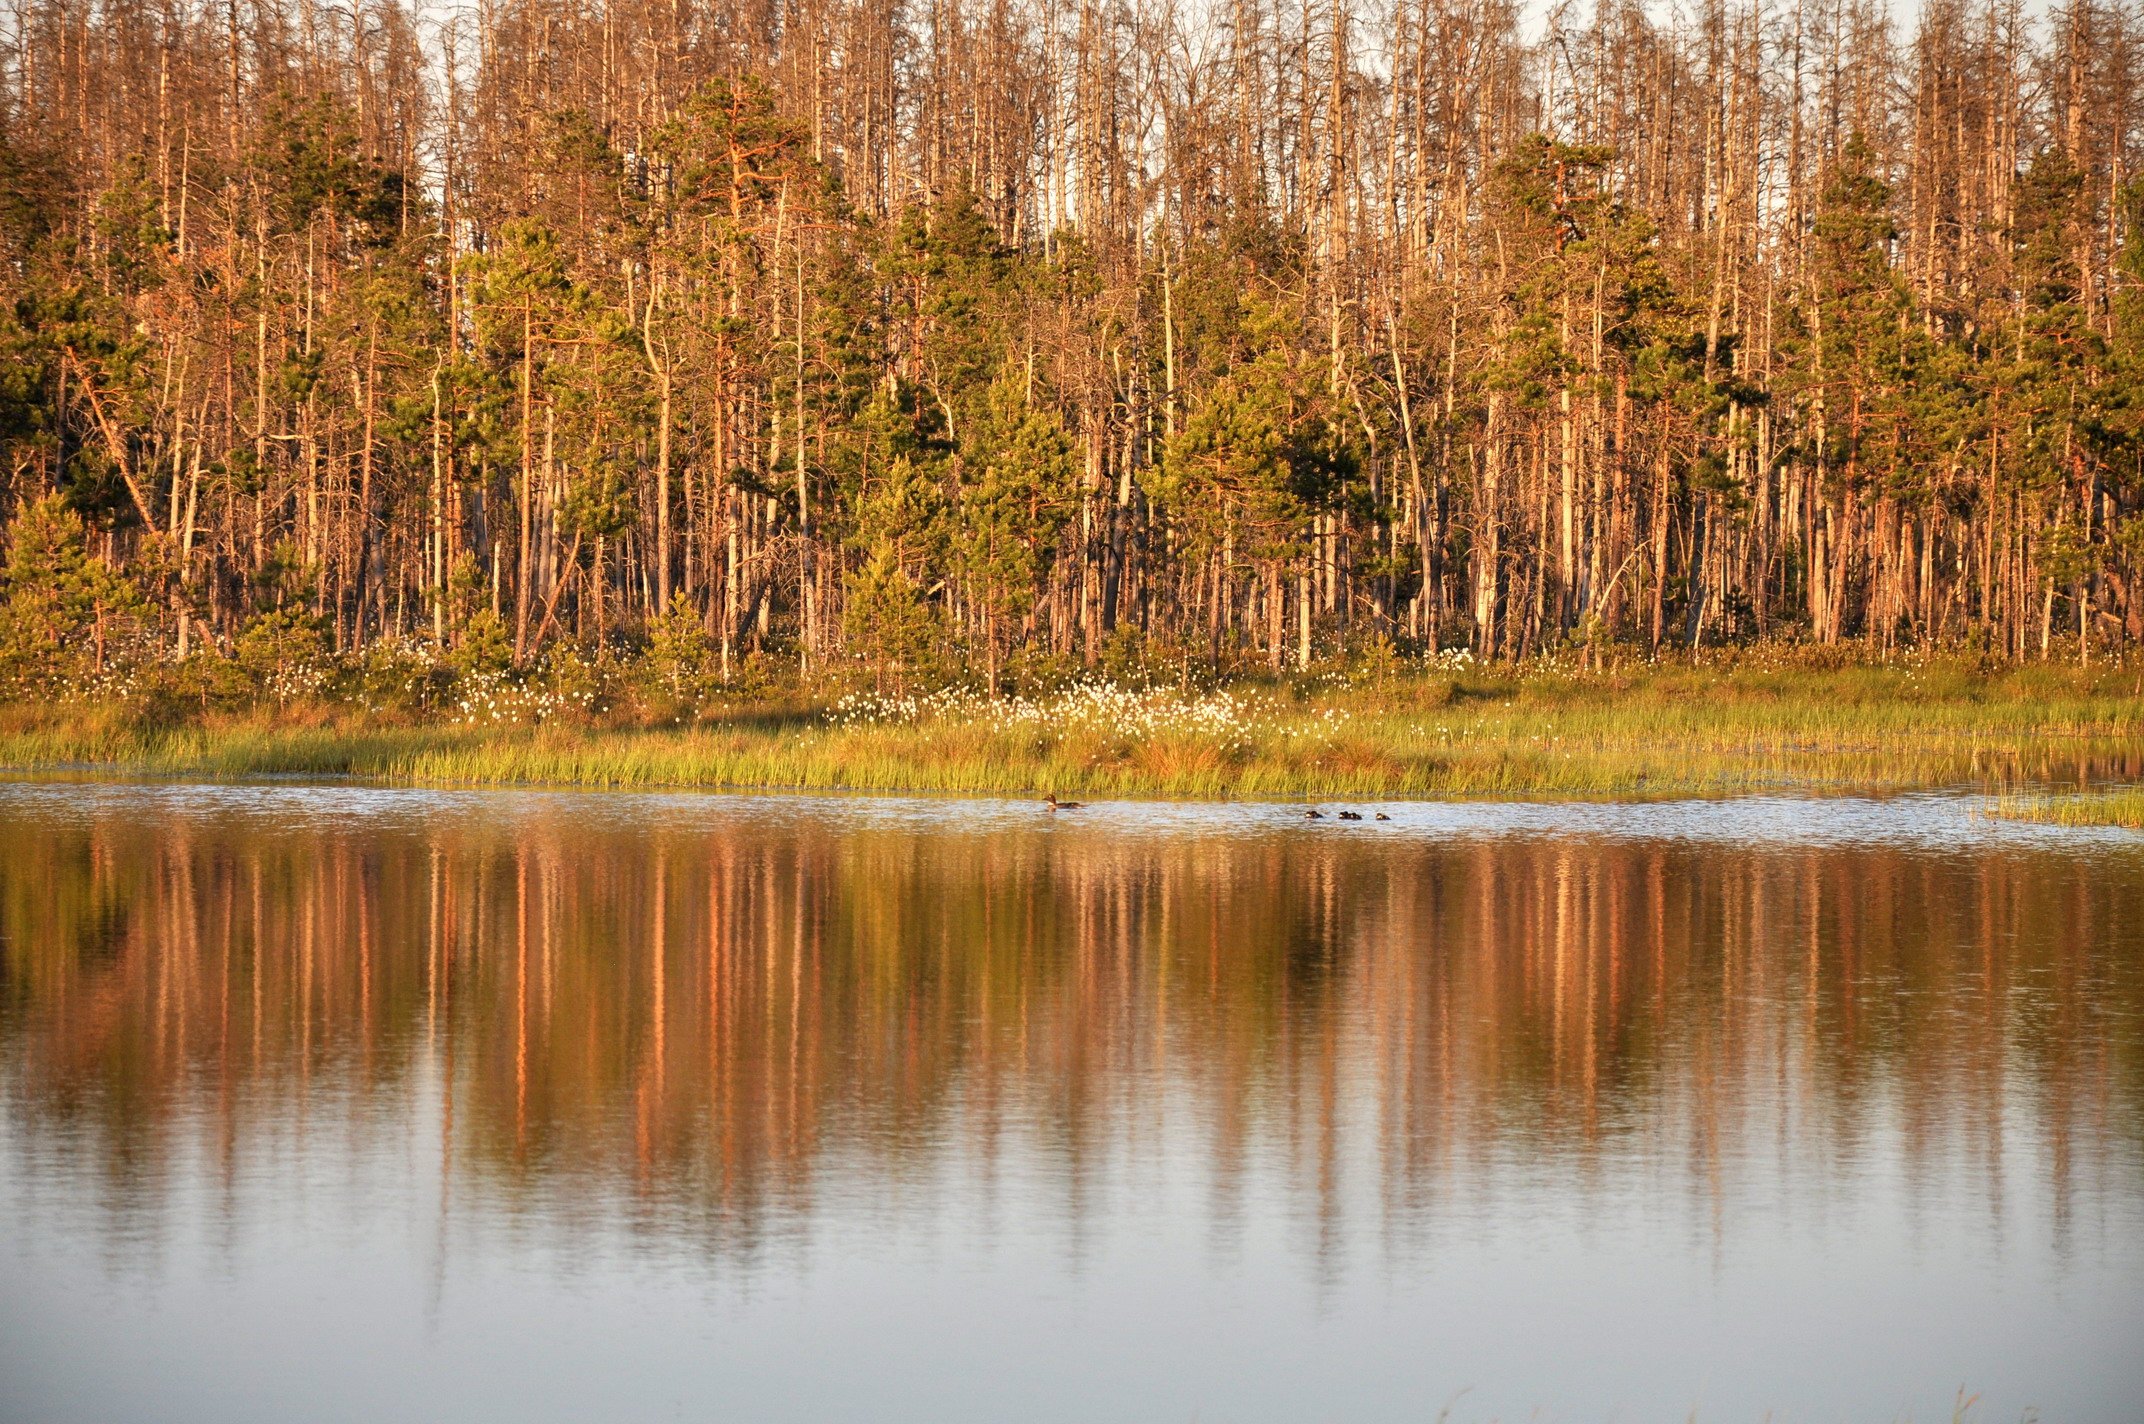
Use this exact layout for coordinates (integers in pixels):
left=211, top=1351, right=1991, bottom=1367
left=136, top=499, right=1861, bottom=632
left=1, top=783, right=2140, bottom=1424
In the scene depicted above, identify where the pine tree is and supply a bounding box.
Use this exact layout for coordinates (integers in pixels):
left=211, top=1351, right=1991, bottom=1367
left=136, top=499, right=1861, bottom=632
left=0, top=495, right=147, bottom=693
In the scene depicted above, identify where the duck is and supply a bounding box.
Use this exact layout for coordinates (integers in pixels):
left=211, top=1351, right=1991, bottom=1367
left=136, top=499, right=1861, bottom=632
left=1337, top=810, right=1363, bottom=821
left=1304, top=808, right=1325, bottom=820
left=1043, top=793, right=1085, bottom=811
left=1374, top=812, right=1391, bottom=821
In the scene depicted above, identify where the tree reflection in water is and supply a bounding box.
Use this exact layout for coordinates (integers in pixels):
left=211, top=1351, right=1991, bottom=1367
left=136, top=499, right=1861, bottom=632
left=3, top=790, right=2137, bottom=1278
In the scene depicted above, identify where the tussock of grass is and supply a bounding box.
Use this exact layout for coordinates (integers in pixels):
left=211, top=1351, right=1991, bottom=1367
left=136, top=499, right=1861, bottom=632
left=1987, top=789, right=2144, bottom=829
left=1, top=658, right=2138, bottom=801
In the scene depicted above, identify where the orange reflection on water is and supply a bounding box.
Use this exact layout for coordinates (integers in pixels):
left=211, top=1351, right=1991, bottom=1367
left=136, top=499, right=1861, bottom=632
left=2, top=799, right=2140, bottom=1263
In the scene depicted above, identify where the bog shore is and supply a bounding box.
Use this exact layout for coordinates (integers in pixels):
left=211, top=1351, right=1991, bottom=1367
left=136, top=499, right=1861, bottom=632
left=3, top=652, right=2139, bottom=822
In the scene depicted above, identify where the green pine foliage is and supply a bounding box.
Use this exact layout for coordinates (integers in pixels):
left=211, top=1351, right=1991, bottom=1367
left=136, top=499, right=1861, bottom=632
left=0, top=1, right=2141, bottom=715
left=0, top=495, right=148, bottom=695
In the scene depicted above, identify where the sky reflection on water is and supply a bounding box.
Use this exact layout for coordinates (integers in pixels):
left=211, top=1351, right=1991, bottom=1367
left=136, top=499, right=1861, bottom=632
left=1, top=783, right=2140, bottom=1423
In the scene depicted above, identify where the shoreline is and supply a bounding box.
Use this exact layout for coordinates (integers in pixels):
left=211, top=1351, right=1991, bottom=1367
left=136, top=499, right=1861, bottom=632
left=5, top=769, right=2142, bottom=843
left=2, top=660, right=2139, bottom=808
left=0, top=747, right=2135, bottom=800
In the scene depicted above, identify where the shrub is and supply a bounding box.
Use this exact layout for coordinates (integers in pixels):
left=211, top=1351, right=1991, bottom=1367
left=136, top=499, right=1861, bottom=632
left=0, top=494, right=149, bottom=696
left=642, top=592, right=716, bottom=707
left=352, top=636, right=451, bottom=716
left=843, top=546, right=940, bottom=693
left=450, top=607, right=514, bottom=680
left=232, top=605, right=332, bottom=708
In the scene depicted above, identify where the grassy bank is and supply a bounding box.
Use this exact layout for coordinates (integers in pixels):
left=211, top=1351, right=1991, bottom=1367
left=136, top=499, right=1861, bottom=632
left=3, top=654, right=2139, bottom=801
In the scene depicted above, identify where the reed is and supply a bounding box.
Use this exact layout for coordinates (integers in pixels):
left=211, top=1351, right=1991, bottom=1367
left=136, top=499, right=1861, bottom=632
left=2, top=658, right=2137, bottom=801
left=1986, top=789, right=2144, bottom=829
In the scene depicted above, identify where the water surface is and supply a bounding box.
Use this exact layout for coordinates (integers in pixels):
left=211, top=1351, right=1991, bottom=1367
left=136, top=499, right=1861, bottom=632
left=1, top=784, right=2140, bottom=1422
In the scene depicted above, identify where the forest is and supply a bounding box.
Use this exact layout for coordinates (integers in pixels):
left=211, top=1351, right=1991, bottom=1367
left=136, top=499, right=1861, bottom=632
left=1, top=0, right=2142, bottom=703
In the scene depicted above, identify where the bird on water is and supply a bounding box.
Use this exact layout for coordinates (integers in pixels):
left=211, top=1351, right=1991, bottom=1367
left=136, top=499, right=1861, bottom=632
left=1304, top=808, right=1325, bottom=819
left=1337, top=810, right=1363, bottom=821
left=1044, top=794, right=1085, bottom=811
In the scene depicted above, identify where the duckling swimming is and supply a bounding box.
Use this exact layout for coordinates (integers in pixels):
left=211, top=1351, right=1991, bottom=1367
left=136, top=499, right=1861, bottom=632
left=1044, top=794, right=1085, bottom=811
left=1304, top=808, right=1325, bottom=820
left=1337, top=810, right=1363, bottom=821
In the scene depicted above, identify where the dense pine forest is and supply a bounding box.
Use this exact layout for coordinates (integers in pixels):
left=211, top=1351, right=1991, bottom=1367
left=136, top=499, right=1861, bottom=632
left=2, top=0, right=2142, bottom=702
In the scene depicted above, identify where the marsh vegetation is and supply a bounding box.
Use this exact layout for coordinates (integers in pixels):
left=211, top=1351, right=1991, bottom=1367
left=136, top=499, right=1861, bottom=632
left=5, top=651, right=2135, bottom=799
left=1989, top=787, right=2144, bottom=828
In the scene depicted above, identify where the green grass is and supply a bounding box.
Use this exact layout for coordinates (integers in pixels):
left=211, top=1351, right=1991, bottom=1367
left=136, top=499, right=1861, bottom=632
left=2, top=657, right=2139, bottom=801
left=1987, top=788, right=2144, bottom=829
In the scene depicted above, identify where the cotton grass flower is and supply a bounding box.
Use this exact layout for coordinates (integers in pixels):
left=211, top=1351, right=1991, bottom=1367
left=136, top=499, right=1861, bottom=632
left=832, top=681, right=1262, bottom=753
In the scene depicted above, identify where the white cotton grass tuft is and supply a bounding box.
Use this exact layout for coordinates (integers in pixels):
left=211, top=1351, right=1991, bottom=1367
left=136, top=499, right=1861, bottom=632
left=831, top=682, right=1264, bottom=751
